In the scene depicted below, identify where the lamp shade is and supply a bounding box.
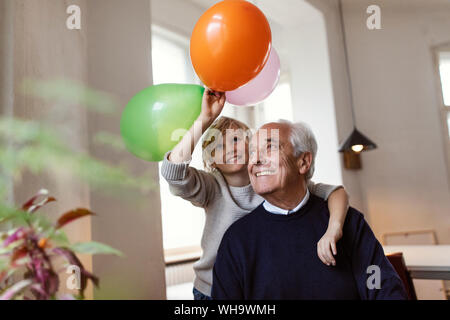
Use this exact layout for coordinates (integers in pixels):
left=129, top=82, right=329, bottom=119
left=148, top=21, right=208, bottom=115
left=338, top=128, right=377, bottom=153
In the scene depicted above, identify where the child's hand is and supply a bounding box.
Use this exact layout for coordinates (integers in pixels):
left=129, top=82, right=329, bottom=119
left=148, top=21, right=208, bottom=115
left=199, top=88, right=226, bottom=126
left=317, top=223, right=343, bottom=266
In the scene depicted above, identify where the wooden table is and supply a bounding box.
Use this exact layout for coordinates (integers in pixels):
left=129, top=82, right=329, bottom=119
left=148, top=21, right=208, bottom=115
left=383, top=245, right=450, bottom=280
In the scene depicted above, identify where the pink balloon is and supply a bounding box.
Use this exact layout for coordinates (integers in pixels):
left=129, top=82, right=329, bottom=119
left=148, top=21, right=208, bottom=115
left=225, top=47, right=280, bottom=106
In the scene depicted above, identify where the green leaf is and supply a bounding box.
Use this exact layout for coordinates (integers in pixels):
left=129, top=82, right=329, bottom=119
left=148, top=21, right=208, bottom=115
left=0, top=238, right=25, bottom=255
left=0, top=257, right=9, bottom=272
left=0, top=205, right=29, bottom=225
left=0, top=265, right=18, bottom=285
left=20, top=78, right=119, bottom=114
left=46, top=229, right=70, bottom=247
left=69, top=241, right=123, bottom=257
left=0, top=279, right=32, bottom=300
left=93, top=132, right=126, bottom=152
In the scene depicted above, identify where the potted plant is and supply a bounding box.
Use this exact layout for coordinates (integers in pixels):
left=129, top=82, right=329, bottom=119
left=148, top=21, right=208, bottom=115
left=0, top=189, right=122, bottom=300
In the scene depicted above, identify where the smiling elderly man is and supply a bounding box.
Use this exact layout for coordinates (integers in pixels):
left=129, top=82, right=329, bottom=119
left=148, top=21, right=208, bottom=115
left=211, top=120, right=407, bottom=300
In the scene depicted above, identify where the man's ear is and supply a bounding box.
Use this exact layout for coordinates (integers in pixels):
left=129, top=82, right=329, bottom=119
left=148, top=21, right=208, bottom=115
left=297, top=152, right=312, bottom=176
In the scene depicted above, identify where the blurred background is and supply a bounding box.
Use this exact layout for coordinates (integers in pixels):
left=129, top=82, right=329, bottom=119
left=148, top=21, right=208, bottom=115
left=1, top=0, right=449, bottom=299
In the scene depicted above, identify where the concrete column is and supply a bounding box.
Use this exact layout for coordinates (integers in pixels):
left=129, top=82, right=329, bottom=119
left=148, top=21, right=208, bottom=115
left=86, top=0, right=166, bottom=299
left=0, top=0, right=15, bottom=207
left=8, top=0, right=93, bottom=297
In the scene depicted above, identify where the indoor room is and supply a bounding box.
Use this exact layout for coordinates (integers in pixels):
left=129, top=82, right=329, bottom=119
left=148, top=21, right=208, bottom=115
left=0, top=0, right=449, bottom=301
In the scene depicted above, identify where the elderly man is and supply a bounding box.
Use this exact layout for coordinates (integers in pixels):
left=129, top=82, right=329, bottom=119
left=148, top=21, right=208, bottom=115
left=211, top=121, right=407, bottom=300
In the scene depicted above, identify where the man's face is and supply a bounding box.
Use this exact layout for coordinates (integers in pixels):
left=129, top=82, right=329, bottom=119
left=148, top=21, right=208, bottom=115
left=248, top=123, right=300, bottom=196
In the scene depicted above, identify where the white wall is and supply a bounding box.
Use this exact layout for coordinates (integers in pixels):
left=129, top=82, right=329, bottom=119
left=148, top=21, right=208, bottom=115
left=310, top=0, right=450, bottom=244
left=152, top=0, right=204, bottom=37
left=280, top=4, right=343, bottom=186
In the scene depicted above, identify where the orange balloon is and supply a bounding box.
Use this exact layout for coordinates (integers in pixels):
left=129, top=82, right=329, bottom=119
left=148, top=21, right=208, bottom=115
left=190, top=0, right=272, bottom=92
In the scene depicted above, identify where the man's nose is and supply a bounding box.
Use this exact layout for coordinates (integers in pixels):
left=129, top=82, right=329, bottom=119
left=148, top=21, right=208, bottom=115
left=250, top=149, right=263, bottom=165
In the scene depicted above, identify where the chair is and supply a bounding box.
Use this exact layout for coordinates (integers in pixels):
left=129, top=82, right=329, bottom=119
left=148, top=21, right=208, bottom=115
left=383, top=229, right=447, bottom=300
left=386, top=252, right=417, bottom=300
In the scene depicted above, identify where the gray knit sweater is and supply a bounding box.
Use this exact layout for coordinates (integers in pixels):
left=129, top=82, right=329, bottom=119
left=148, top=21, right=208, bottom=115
left=161, top=152, right=341, bottom=296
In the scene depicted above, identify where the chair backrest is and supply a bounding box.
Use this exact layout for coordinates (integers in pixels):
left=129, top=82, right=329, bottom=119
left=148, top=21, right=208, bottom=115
left=383, top=229, right=447, bottom=300
left=386, top=252, right=418, bottom=300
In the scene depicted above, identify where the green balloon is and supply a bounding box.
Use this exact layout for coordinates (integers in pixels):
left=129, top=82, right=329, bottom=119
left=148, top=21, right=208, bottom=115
left=120, top=83, right=204, bottom=162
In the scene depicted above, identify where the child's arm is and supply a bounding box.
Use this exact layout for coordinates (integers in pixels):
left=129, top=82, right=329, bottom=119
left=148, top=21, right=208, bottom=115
left=307, top=182, right=349, bottom=266
left=161, top=88, right=225, bottom=208
left=318, top=187, right=348, bottom=266
left=169, top=88, right=225, bottom=163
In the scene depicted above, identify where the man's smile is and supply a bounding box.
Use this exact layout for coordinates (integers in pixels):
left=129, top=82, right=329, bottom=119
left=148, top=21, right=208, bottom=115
left=255, top=170, right=276, bottom=177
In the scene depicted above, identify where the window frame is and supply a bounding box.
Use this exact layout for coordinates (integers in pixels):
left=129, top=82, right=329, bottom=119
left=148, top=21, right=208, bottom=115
left=151, top=24, right=200, bottom=86
left=432, top=43, right=450, bottom=188
left=151, top=24, right=204, bottom=264
left=260, top=72, right=294, bottom=124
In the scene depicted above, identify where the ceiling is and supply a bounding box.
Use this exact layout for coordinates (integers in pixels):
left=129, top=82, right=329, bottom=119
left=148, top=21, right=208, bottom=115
left=188, top=0, right=319, bottom=27
left=187, top=0, right=324, bottom=74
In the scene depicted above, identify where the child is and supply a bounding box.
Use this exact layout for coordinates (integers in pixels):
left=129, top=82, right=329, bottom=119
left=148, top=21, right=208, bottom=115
left=161, top=89, right=349, bottom=300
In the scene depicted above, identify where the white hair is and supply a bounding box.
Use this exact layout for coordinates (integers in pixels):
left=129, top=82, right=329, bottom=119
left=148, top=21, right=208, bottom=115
left=278, top=119, right=317, bottom=180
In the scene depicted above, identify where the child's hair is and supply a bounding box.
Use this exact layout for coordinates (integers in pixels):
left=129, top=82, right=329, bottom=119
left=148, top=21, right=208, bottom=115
left=201, top=116, right=251, bottom=171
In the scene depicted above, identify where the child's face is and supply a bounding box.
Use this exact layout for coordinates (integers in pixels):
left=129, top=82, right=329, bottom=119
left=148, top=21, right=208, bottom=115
left=212, top=128, right=249, bottom=174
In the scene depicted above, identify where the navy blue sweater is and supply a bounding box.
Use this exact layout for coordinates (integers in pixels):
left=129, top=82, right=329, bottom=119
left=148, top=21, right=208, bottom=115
left=211, top=195, right=407, bottom=300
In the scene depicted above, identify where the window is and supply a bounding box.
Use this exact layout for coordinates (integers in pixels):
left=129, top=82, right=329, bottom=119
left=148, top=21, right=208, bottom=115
left=436, top=49, right=450, bottom=187
left=151, top=25, right=204, bottom=253
left=438, top=52, right=450, bottom=139
left=261, top=79, right=294, bottom=124
left=226, top=76, right=294, bottom=130
left=447, top=112, right=450, bottom=138
left=438, top=51, right=450, bottom=138
left=439, top=52, right=450, bottom=108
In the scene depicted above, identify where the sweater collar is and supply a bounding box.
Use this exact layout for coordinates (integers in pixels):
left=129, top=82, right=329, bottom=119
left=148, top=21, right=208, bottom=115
left=263, top=189, right=310, bottom=215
